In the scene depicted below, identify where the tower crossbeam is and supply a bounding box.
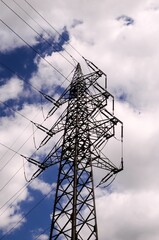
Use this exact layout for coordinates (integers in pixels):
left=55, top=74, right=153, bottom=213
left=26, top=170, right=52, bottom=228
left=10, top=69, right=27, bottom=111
left=24, top=60, right=123, bottom=239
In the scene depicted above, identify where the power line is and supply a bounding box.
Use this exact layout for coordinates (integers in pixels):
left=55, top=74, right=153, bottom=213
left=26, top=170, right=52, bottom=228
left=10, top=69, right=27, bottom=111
left=0, top=60, right=74, bottom=107
left=0, top=120, right=40, bottom=172
left=0, top=86, right=56, bottom=177
left=0, top=61, right=44, bottom=95
left=0, top=142, right=22, bottom=160
left=0, top=164, right=24, bottom=192
left=34, top=227, right=50, bottom=240
left=0, top=88, right=49, bottom=168
left=0, top=19, right=70, bottom=81
left=0, top=182, right=29, bottom=213
left=24, top=0, right=84, bottom=58
left=0, top=103, right=55, bottom=188
left=0, top=185, right=55, bottom=240
left=0, top=100, right=47, bottom=188
left=0, top=100, right=31, bottom=123
left=0, top=120, right=30, bottom=164
left=1, top=0, right=75, bottom=68
left=12, top=0, right=78, bottom=65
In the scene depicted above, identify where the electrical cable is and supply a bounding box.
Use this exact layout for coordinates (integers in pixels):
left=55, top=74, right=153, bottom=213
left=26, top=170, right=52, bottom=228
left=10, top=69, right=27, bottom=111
left=33, top=227, right=50, bottom=240
left=0, top=101, right=58, bottom=191
left=0, top=97, right=49, bottom=191
left=103, top=173, right=117, bottom=188
left=0, top=100, right=31, bottom=123
left=12, top=0, right=78, bottom=65
left=13, top=0, right=78, bottom=64
left=0, top=121, right=30, bottom=164
left=0, top=19, right=70, bottom=82
left=0, top=105, right=47, bottom=172
left=0, top=142, right=22, bottom=160
left=0, top=182, right=30, bottom=213
left=0, top=156, right=45, bottom=217
left=40, top=94, right=46, bottom=120
left=0, top=164, right=24, bottom=192
left=0, top=185, right=55, bottom=240
left=32, top=122, right=38, bottom=150
left=0, top=124, right=39, bottom=173
left=0, top=81, right=64, bottom=186
left=1, top=0, right=75, bottom=68
left=0, top=60, right=73, bottom=108
left=0, top=60, right=62, bottom=167
left=0, top=61, right=46, bottom=95
left=0, top=3, right=108, bottom=238
left=24, top=0, right=84, bottom=59
left=0, top=92, right=49, bottom=174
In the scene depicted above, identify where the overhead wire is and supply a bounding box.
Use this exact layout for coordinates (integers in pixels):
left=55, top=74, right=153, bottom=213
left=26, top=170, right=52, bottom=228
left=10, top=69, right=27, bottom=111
left=0, top=142, right=23, bottom=169
left=12, top=0, right=78, bottom=65
left=0, top=63, right=69, bottom=192
left=0, top=57, right=70, bottom=171
left=0, top=155, right=29, bottom=217
left=0, top=164, right=24, bottom=192
left=0, top=99, right=44, bottom=168
left=0, top=97, right=44, bottom=174
left=0, top=0, right=85, bottom=102
left=0, top=185, right=55, bottom=240
left=0, top=1, right=95, bottom=237
left=0, top=0, right=82, bottom=98
left=0, top=121, right=29, bottom=165
left=101, top=173, right=117, bottom=189
left=0, top=61, right=46, bottom=95
left=0, top=46, right=76, bottom=164
left=34, top=227, right=50, bottom=240
left=0, top=60, right=74, bottom=109
left=0, top=152, right=48, bottom=219
left=0, top=92, right=61, bottom=193
left=40, top=94, right=46, bottom=120
left=0, top=82, right=47, bottom=169
left=0, top=100, right=31, bottom=123
left=24, top=0, right=84, bottom=59
left=0, top=19, right=70, bottom=82
left=0, top=143, right=55, bottom=222
left=0, top=143, right=32, bottom=195
left=0, top=135, right=56, bottom=222
left=1, top=0, right=75, bottom=68
left=0, top=0, right=80, bottom=127
left=0, top=112, right=41, bottom=173
left=0, top=182, right=30, bottom=213
left=0, top=110, right=46, bottom=184
left=0, top=155, right=47, bottom=217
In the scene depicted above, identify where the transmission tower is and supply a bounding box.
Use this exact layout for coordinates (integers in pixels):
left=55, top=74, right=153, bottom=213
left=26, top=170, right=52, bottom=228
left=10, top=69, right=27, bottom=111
left=25, top=59, right=123, bottom=239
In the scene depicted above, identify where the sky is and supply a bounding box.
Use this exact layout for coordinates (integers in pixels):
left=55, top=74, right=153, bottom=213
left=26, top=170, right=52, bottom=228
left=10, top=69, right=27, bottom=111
left=0, top=0, right=159, bottom=239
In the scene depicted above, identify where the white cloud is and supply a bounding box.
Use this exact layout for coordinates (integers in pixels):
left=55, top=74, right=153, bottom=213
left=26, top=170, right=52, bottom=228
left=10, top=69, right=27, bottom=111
left=0, top=77, right=23, bottom=102
left=36, top=234, right=48, bottom=240
left=1, top=0, right=159, bottom=239
left=0, top=103, right=53, bottom=233
left=0, top=0, right=41, bottom=52
left=96, top=190, right=159, bottom=240
left=30, top=178, right=55, bottom=195
left=33, top=233, right=48, bottom=240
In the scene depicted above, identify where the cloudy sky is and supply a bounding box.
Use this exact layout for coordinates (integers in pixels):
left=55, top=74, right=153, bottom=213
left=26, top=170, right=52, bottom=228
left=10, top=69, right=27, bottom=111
left=0, top=0, right=159, bottom=239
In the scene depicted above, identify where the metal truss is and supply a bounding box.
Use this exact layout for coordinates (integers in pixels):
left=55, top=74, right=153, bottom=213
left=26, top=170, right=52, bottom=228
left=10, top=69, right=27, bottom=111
left=24, top=59, right=123, bottom=239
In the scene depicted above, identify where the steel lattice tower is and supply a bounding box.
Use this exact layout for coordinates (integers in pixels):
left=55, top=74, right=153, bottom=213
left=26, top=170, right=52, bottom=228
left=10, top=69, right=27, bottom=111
left=26, top=59, right=123, bottom=240
left=49, top=64, right=99, bottom=239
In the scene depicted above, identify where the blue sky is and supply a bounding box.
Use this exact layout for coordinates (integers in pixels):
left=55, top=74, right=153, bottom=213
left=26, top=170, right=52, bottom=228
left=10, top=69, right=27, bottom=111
left=1, top=0, right=159, bottom=240
left=0, top=2, right=72, bottom=238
